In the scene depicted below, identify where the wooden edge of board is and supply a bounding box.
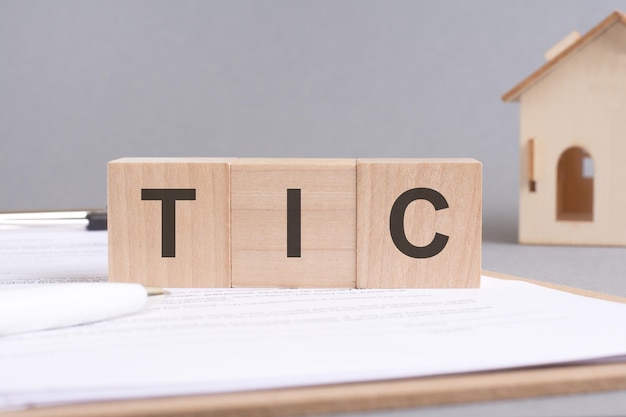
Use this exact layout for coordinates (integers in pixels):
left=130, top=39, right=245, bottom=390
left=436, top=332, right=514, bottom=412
left=483, top=269, right=626, bottom=304
left=6, top=270, right=626, bottom=417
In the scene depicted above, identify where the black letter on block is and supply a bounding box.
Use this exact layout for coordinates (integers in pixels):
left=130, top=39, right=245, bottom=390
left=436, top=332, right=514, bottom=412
left=287, top=188, right=301, bottom=258
left=141, top=189, right=196, bottom=258
left=389, top=188, right=449, bottom=259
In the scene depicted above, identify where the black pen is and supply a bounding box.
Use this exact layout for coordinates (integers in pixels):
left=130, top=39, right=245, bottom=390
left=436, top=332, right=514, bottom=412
left=0, top=210, right=107, bottom=230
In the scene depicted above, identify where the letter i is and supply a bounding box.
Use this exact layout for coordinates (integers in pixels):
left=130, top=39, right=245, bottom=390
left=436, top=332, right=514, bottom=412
left=287, top=189, right=301, bottom=257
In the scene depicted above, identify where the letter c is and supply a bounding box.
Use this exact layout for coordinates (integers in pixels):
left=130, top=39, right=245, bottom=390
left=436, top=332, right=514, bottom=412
left=389, top=188, right=449, bottom=258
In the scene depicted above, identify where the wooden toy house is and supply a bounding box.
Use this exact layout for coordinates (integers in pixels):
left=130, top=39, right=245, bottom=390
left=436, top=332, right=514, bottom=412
left=502, top=11, right=626, bottom=245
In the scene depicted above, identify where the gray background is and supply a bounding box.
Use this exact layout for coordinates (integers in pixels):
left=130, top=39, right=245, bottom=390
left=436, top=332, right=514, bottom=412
left=3, top=2, right=626, bottom=416
left=1, top=0, right=624, bottom=243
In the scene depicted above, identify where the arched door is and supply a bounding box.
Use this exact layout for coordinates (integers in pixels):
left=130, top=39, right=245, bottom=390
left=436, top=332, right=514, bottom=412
left=556, top=146, right=593, bottom=221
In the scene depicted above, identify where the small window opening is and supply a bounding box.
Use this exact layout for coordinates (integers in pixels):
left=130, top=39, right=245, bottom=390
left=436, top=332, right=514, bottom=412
left=582, top=156, right=594, bottom=178
left=527, top=139, right=536, bottom=192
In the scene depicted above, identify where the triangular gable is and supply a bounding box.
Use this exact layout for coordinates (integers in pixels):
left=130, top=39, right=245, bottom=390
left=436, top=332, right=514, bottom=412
left=502, top=11, right=626, bottom=102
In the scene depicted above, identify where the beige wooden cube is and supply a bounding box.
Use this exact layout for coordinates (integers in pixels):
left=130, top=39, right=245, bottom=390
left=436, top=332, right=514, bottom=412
left=356, top=159, right=482, bottom=288
left=230, top=158, right=356, bottom=288
left=107, top=158, right=232, bottom=287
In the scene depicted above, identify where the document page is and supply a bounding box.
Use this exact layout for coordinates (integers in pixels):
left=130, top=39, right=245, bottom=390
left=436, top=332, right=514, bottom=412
left=1, top=229, right=626, bottom=411
left=2, top=277, right=626, bottom=411
left=0, top=228, right=107, bottom=285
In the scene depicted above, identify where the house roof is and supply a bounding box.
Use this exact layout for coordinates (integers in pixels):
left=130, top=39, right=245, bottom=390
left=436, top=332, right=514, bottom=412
left=502, top=11, right=626, bottom=102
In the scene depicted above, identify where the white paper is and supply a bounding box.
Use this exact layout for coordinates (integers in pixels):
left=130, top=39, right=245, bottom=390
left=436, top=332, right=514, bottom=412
left=0, top=227, right=107, bottom=285
left=1, top=229, right=626, bottom=412
left=2, top=277, right=626, bottom=411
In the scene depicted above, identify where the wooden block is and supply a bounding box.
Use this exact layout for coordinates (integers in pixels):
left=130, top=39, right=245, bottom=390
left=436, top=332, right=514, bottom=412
left=231, top=159, right=356, bottom=288
left=356, top=159, right=481, bottom=288
left=108, top=158, right=232, bottom=287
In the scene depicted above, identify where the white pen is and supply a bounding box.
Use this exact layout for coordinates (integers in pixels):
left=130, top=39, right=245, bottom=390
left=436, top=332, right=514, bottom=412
left=0, top=210, right=107, bottom=230
left=0, top=283, right=166, bottom=336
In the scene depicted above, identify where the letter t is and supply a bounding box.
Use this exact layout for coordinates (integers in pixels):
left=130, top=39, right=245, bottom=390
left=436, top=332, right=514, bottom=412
left=141, top=189, right=196, bottom=257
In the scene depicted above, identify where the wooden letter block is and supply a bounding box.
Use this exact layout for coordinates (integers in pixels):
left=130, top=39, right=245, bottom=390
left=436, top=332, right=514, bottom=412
left=108, top=158, right=231, bottom=287
left=356, top=159, right=482, bottom=288
left=231, top=159, right=356, bottom=288
left=107, top=157, right=482, bottom=288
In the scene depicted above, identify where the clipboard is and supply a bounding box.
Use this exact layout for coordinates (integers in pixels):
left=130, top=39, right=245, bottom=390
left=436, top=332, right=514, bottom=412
left=7, top=270, right=626, bottom=417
